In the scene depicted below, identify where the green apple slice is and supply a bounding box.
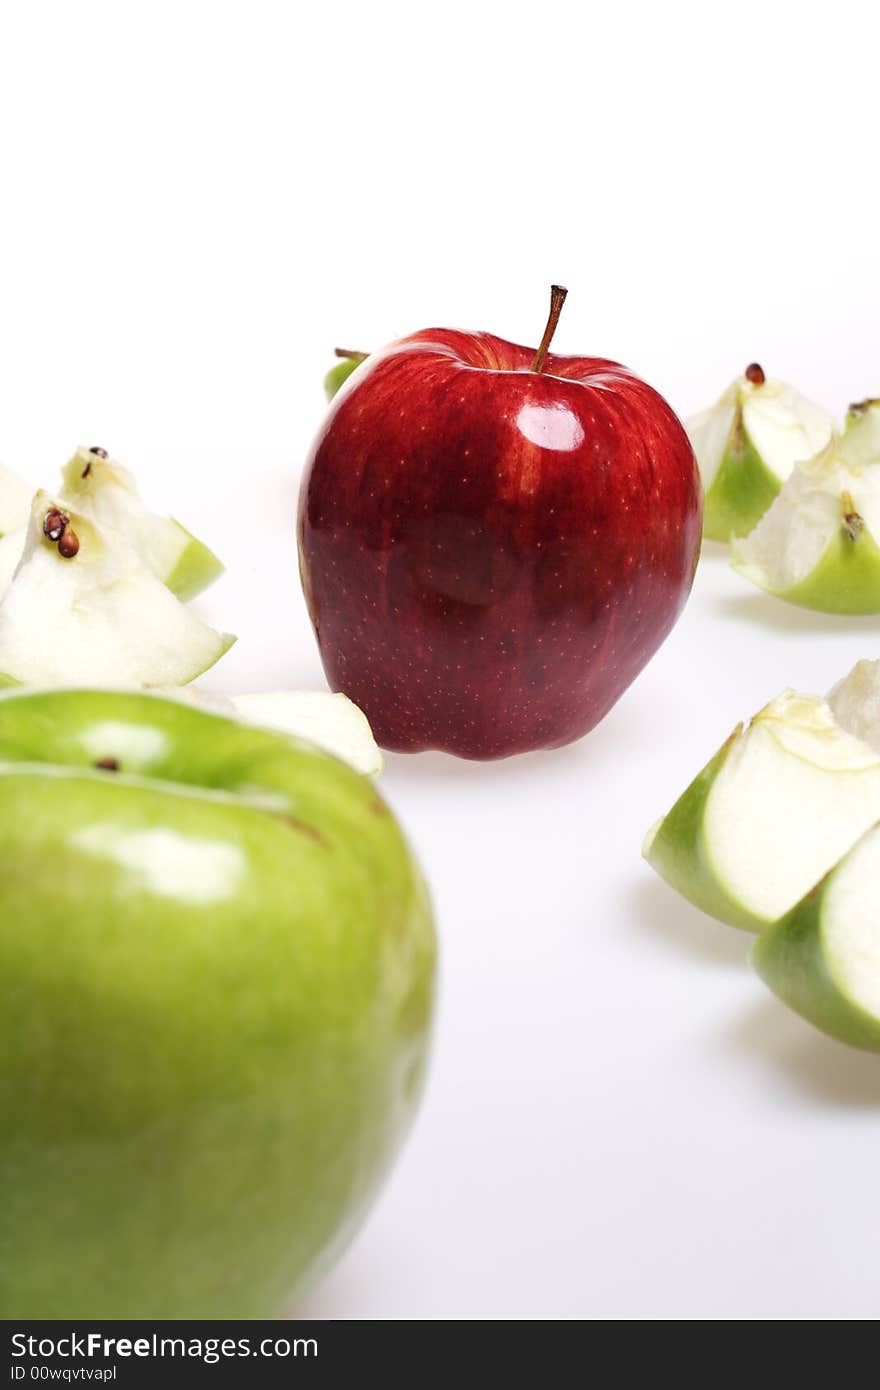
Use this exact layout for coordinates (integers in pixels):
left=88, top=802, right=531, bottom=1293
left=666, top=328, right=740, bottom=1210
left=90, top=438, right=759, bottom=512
left=828, top=658, right=880, bottom=749
left=60, top=446, right=224, bottom=600
left=643, top=691, right=880, bottom=931
left=0, top=462, right=33, bottom=537
left=0, top=493, right=234, bottom=688
left=731, top=401, right=880, bottom=613
left=687, top=366, right=833, bottom=541
left=752, top=822, right=880, bottom=1051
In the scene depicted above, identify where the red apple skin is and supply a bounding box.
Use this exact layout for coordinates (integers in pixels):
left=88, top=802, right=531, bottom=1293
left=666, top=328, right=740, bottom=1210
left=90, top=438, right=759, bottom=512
left=298, top=329, right=702, bottom=759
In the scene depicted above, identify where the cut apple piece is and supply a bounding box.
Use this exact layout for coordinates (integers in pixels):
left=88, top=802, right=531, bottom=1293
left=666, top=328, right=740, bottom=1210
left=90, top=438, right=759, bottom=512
left=752, top=822, right=880, bottom=1051
left=643, top=691, right=880, bottom=931
left=231, top=691, right=383, bottom=774
left=60, top=446, right=224, bottom=600
left=0, top=462, right=33, bottom=537
left=828, top=658, right=880, bottom=751
left=686, top=366, right=833, bottom=541
left=731, top=401, right=880, bottom=613
left=0, top=493, right=234, bottom=688
left=148, top=687, right=383, bottom=775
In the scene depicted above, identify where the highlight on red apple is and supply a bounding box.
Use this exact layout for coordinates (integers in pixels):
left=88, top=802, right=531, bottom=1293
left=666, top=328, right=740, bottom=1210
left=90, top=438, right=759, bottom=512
left=299, top=287, right=703, bottom=759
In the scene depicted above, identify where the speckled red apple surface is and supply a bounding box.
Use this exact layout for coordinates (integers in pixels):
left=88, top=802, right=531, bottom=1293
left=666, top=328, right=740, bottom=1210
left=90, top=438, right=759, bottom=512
left=298, top=294, right=702, bottom=758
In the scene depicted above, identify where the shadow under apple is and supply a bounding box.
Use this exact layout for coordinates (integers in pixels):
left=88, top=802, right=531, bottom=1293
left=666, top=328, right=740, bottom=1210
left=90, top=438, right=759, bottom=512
left=714, top=590, right=880, bottom=639
left=382, top=694, right=648, bottom=790
left=725, top=996, right=880, bottom=1109
left=627, top=873, right=749, bottom=969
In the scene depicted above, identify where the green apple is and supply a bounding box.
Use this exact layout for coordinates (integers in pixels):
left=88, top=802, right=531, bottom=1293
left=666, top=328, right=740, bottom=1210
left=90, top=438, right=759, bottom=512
left=59, top=446, right=224, bottom=601
left=0, top=493, right=233, bottom=687
left=0, top=686, right=436, bottom=1318
left=732, top=400, right=880, bottom=613
left=324, top=350, right=368, bottom=401
left=643, top=691, right=880, bottom=931
left=686, top=364, right=833, bottom=541
left=0, top=461, right=32, bottom=537
left=752, top=822, right=880, bottom=1051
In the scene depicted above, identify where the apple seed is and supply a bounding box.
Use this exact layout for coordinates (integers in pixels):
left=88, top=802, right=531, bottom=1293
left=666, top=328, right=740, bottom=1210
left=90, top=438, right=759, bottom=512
left=57, top=525, right=80, bottom=559
left=744, top=362, right=766, bottom=385
left=94, top=756, right=120, bottom=772
left=43, top=508, right=68, bottom=542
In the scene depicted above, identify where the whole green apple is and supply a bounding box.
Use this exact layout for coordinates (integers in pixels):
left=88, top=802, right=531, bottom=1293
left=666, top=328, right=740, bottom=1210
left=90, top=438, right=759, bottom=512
left=0, top=688, right=435, bottom=1319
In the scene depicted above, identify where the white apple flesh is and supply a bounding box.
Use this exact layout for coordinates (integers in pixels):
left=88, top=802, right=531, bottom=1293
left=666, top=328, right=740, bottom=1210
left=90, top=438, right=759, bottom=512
left=828, top=658, right=880, bottom=750
left=0, top=462, right=33, bottom=537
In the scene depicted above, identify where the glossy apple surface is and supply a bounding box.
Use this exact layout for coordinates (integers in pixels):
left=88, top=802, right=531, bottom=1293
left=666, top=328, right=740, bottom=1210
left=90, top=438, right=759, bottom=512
left=299, top=325, right=702, bottom=757
left=0, top=688, right=435, bottom=1318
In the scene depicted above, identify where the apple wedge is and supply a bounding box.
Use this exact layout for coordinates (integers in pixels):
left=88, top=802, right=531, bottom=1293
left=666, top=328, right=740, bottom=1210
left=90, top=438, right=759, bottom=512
left=0, top=494, right=234, bottom=688
left=731, top=401, right=880, bottom=613
left=687, top=365, right=833, bottom=542
left=643, top=691, right=880, bottom=931
left=60, top=446, right=224, bottom=600
left=752, top=822, right=880, bottom=1051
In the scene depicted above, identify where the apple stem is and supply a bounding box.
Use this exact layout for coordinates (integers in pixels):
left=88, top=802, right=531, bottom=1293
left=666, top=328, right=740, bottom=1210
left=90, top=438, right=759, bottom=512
left=745, top=363, right=766, bottom=385
left=842, top=491, right=864, bottom=542
left=334, top=348, right=369, bottom=363
left=530, top=285, right=568, bottom=374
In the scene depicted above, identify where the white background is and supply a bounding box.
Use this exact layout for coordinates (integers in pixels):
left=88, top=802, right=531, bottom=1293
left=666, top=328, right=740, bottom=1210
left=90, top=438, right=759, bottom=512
left=2, top=1, right=879, bottom=1319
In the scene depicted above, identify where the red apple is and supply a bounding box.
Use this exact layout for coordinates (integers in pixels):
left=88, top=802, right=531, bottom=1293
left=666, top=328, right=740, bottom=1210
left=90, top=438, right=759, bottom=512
left=298, top=288, right=702, bottom=759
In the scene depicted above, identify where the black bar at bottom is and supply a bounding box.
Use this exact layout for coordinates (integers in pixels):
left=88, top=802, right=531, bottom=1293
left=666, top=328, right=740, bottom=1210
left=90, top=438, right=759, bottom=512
left=4, top=1320, right=559, bottom=1385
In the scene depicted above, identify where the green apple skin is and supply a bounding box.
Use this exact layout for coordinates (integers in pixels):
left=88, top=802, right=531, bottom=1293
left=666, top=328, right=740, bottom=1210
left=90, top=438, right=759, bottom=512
left=703, top=428, right=781, bottom=542
left=752, top=866, right=880, bottom=1052
left=754, top=527, right=880, bottom=615
left=323, top=357, right=365, bottom=401
left=163, top=519, right=225, bottom=601
left=643, top=728, right=766, bottom=932
left=0, top=688, right=436, bottom=1319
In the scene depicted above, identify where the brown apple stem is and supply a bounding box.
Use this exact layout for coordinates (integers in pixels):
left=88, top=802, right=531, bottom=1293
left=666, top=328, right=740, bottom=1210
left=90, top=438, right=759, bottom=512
left=334, top=348, right=369, bottom=363
left=842, top=490, right=864, bottom=542
left=530, top=285, right=568, bottom=374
